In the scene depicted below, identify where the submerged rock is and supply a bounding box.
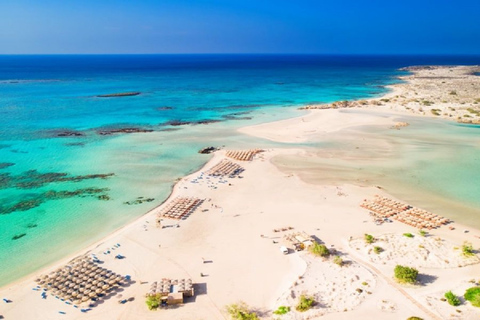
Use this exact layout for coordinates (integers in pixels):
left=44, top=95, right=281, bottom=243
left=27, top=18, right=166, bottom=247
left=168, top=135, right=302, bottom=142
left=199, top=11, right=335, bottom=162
left=12, top=233, right=26, bottom=240
left=0, top=163, right=15, bottom=170
left=123, top=197, right=155, bottom=205
left=97, top=128, right=154, bottom=135
left=199, top=147, right=218, bottom=154
left=97, top=92, right=141, bottom=98
left=55, top=130, right=85, bottom=137
left=156, top=106, right=174, bottom=110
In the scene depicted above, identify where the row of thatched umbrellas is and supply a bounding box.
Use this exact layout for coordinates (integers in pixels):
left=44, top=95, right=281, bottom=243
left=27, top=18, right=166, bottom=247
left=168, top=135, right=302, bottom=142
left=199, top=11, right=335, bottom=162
left=147, top=279, right=193, bottom=296
left=35, top=256, right=125, bottom=306
left=206, top=159, right=244, bottom=177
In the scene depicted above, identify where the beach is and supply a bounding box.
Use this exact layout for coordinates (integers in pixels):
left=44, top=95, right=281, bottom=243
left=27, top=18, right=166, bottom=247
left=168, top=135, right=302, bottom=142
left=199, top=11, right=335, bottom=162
left=1, top=65, right=480, bottom=320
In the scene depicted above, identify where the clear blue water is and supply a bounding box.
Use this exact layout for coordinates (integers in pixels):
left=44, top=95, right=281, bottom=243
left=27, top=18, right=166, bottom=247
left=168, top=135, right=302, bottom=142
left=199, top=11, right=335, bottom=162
left=1, top=54, right=479, bottom=286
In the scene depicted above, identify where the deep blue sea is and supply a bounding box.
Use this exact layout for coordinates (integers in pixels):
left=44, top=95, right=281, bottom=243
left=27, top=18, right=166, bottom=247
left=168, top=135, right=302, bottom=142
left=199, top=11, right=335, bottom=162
left=1, top=54, right=479, bottom=286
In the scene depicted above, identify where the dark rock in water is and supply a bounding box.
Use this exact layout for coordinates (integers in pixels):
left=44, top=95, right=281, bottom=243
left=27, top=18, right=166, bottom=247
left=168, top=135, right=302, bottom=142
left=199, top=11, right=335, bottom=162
left=0, top=170, right=114, bottom=191
left=26, top=223, right=38, bottom=229
left=56, top=130, right=85, bottom=137
left=156, top=106, right=174, bottom=111
left=222, top=114, right=253, bottom=121
left=0, top=187, right=111, bottom=215
left=97, top=194, right=111, bottom=201
left=0, top=163, right=15, bottom=170
left=12, top=233, right=26, bottom=240
left=123, top=197, right=155, bottom=205
left=98, top=128, right=154, bottom=135
left=199, top=147, right=217, bottom=154
left=97, top=92, right=141, bottom=98
left=65, top=142, right=85, bottom=147
left=194, top=119, right=221, bottom=125
left=165, top=120, right=192, bottom=126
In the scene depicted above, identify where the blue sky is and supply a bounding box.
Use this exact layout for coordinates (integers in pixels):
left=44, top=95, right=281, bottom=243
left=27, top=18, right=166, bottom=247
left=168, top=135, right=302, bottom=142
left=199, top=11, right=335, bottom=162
left=0, top=0, right=479, bottom=54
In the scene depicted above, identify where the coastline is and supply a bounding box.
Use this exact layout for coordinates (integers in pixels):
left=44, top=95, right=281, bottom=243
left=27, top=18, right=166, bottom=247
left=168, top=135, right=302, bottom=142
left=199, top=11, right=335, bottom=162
left=1, top=65, right=480, bottom=320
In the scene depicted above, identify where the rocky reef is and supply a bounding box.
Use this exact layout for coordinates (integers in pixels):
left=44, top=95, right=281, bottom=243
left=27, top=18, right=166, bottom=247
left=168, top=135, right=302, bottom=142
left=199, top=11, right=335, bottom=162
left=0, top=163, right=15, bottom=170
left=198, top=146, right=218, bottom=154
left=97, top=92, right=141, bottom=98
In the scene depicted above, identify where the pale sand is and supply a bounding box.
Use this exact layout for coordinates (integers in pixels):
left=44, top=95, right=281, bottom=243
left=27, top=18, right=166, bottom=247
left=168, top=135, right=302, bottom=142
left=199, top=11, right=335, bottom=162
left=1, top=65, right=480, bottom=320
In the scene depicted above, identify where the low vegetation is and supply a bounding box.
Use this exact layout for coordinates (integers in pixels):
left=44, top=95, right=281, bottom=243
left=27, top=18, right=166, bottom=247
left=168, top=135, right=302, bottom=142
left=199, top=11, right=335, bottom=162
left=295, top=295, right=315, bottom=312
left=333, top=255, right=343, bottom=266
left=462, top=242, right=475, bottom=257
left=464, top=287, right=480, bottom=307
left=418, top=230, right=427, bottom=237
left=226, top=302, right=259, bottom=320
left=364, top=234, right=375, bottom=244
left=309, top=242, right=330, bottom=257
left=403, top=233, right=414, bottom=238
left=146, top=295, right=161, bottom=310
left=430, top=109, right=441, bottom=116
left=407, top=317, right=424, bottom=320
left=373, top=246, right=383, bottom=254
left=449, top=90, right=457, bottom=95
left=394, top=265, right=418, bottom=284
left=273, top=306, right=290, bottom=315
left=444, top=291, right=461, bottom=306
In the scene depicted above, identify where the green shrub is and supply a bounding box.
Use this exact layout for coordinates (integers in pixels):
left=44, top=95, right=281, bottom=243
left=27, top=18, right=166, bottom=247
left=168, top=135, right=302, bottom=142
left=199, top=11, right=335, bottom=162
left=373, top=246, right=383, bottom=254
left=430, top=109, right=441, bottom=116
left=419, top=230, right=427, bottom=237
left=296, top=295, right=315, bottom=312
left=445, top=291, right=461, bottom=306
left=309, top=242, right=330, bottom=257
left=394, top=265, right=418, bottom=284
left=364, top=234, right=375, bottom=244
left=403, top=233, right=414, bottom=238
left=462, top=242, right=475, bottom=257
left=464, top=287, right=480, bottom=307
left=146, top=295, right=161, bottom=310
left=407, top=317, right=423, bottom=320
left=333, top=255, right=343, bottom=266
left=273, top=306, right=290, bottom=315
left=226, top=302, right=259, bottom=320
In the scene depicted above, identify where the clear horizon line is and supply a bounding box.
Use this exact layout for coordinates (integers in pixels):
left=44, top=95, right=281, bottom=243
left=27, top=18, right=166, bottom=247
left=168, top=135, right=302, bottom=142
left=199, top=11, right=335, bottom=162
left=1, top=53, right=480, bottom=56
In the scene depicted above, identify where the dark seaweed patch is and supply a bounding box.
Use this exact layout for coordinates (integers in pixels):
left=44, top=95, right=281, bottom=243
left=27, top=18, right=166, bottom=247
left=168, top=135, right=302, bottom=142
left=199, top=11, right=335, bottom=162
left=0, top=187, right=111, bottom=215
left=12, top=233, right=26, bottom=240
left=124, top=197, right=155, bottom=205
left=0, top=170, right=114, bottom=190
left=0, top=163, right=15, bottom=169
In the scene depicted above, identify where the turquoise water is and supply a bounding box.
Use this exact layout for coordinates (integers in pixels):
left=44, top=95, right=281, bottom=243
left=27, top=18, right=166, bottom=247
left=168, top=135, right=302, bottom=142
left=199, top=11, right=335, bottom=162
left=1, top=54, right=479, bottom=286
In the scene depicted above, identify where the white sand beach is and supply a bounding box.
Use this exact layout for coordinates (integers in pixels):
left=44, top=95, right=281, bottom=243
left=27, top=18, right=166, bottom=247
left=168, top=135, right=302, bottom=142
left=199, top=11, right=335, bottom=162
left=1, top=65, right=480, bottom=320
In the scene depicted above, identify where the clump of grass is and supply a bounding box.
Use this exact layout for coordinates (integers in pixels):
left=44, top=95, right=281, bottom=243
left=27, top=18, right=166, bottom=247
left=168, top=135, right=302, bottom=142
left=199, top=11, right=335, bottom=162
left=403, top=233, right=414, bottom=238
left=431, top=109, right=441, bottom=116
left=445, top=291, right=461, bottom=306
left=450, top=90, right=457, bottom=95
left=362, top=281, right=368, bottom=286
left=407, top=317, right=424, bottom=320
left=145, top=294, right=161, bottom=310
left=296, top=295, right=315, bottom=312
left=373, top=246, right=383, bottom=254
left=364, top=234, right=375, bottom=244
left=273, top=306, right=290, bottom=315
left=422, top=100, right=433, bottom=106
left=418, top=230, right=427, bottom=237
left=309, top=242, right=330, bottom=257
left=333, top=255, right=343, bottom=266
left=462, top=242, right=475, bottom=257
left=226, top=302, right=259, bottom=320
left=464, top=287, right=480, bottom=307
left=394, top=265, right=418, bottom=284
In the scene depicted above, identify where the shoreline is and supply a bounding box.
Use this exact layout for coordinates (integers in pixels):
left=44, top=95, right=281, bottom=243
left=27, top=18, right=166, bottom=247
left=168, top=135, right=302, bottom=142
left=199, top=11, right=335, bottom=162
left=2, top=65, right=480, bottom=320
